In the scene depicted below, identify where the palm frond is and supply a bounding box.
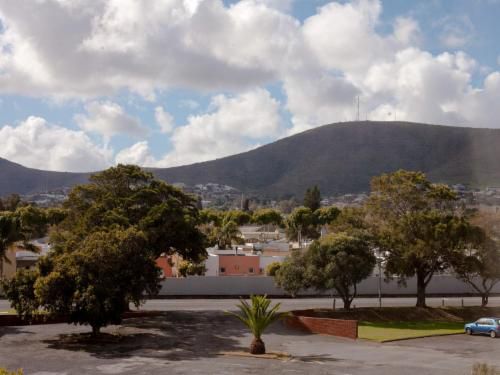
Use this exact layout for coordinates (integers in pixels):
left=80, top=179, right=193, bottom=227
left=226, top=295, right=288, bottom=339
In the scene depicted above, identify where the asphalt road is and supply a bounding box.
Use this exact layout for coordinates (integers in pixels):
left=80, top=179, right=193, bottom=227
left=1, top=296, right=499, bottom=312
left=1, top=311, right=499, bottom=374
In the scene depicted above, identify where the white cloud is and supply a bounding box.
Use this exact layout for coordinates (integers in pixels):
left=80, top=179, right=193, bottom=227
left=0, top=0, right=298, bottom=98
left=159, top=88, right=283, bottom=166
left=75, top=101, right=148, bottom=140
left=0, top=116, right=110, bottom=171
left=1, top=0, right=500, bottom=173
left=115, top=141, right=156, bottom=166
left=155, top=106, right=175, bottom=134
left=436, top=15, right=475, bottom=49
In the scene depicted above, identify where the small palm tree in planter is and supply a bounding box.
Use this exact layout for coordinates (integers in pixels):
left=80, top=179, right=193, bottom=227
left=227, top=295, right=287, bottom=355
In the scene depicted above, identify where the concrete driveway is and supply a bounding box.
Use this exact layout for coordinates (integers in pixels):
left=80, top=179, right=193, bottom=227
left=0, top=311, right=499, bottom=375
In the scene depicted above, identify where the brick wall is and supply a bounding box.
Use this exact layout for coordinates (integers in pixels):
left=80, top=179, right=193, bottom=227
left=284, top=311, right=358, bottom=339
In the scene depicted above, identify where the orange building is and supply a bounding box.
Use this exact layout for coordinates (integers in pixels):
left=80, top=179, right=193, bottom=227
left=156, top=255, right=174, bottom=278
left=218, top=255, right=261, bottom=276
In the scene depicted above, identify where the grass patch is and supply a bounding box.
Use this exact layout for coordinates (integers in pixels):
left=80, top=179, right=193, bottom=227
left=359, top=321, right=464, bottom=342
left=0, top=310, right=16, bottom=315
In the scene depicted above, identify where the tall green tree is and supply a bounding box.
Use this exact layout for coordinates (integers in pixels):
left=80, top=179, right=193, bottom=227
left=242, top=198, right=250, bottom=212
left=225, top=210, right=252, bottom=226
left=252, top=208, right=283, bottom=228
left=9, top=228, right=160, bottom=335
left=53, top=165, right=206, bottom=261
left=303, top=186, right=321, bottom=212
left=4, top=165, right=206, bottom=333
left=215, top=216, right=242, bottom=249
left=274, top=250, right=307, bottom=297
left=276, top=233, right=375, bottom=309
left=367, top=170, right=469, bottom=307
left=286, top=207, right=319, bottom=247
left=451, top=213, right=500, bottom=307
left=306, top=233, right=375, bottom=310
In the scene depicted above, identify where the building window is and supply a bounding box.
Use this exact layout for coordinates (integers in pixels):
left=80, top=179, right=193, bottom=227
left=249, top=267, right=254, bottom=273
left=220, top=267, right=226, bottom=273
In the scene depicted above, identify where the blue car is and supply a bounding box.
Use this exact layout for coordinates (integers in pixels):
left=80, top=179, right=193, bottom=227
left=465, top=318, right=500, bottom=338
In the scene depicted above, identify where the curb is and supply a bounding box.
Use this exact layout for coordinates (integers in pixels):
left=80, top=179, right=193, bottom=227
left=378, top=332, right=464, bottom=343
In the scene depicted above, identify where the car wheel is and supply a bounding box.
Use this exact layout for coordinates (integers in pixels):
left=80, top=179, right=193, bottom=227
left=490, top=331, right=497, bottom=338
left=466, top=328, right=472, bottom=335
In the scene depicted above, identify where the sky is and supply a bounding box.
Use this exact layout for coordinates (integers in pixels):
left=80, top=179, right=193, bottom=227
left=0, top=0, right=499, bottom=172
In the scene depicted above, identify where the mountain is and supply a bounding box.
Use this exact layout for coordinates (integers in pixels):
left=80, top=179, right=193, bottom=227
left=0, top=158, right=90, bottom=197
left=3, top=121, right=500, bottom=198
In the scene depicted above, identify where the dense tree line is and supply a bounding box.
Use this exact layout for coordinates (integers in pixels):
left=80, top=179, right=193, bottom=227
left=276, top=170, right=500, bottom=308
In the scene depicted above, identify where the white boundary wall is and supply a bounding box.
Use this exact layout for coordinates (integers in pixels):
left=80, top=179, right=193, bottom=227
left=159, top=275, right=500, bottom=297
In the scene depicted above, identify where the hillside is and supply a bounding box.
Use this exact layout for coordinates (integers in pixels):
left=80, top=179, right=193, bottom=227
left=153, top=121, right=500, bottom=197
left=2, top=121, right=500, bottom=198
left=0, top=158, right=90, bottom=196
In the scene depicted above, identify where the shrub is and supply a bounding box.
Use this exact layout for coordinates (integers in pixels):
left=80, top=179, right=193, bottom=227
left=265, top=262, right=281, bottom=276
left=0, top=368, right=23, bottom=375
left=472, top=363, right=500, bottom=375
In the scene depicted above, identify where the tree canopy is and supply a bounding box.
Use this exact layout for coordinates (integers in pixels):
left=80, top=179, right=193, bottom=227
left=451, top=212, right=500, bottom=306
left=53, top=164, right=206, bottom=262
left=366, top=170, right=469, bottom=307
left=276, top=233, right=375, bottom=309
left=4, top=165, right=207, bottom=334
left=303, top=186, right=321, bottom=212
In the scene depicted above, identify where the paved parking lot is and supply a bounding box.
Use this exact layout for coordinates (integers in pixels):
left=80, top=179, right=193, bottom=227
left=1, top=310, right=499, bottom=375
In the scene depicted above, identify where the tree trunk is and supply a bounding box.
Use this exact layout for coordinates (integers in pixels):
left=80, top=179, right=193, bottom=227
left=416, top=272, right=427, bottom=308
left=342, top=297, right=351, bottom=310
left=481, top=293, right=489, bottom=307
left=91, top=325, right=101, bottom=336
left=250, top=337, right=266, bottom=355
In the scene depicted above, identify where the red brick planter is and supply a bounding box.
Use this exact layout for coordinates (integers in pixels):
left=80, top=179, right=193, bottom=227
left=284, top=310, right=358, bottom=339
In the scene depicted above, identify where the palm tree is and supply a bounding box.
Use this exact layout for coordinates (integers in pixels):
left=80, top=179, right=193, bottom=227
left=0, top=212, right=41, bottom=279
left=216, top=217, right=241, bottom=249
left=227, top=295, right=287, bottom=355
left=0, top=215, right=22, bottom=279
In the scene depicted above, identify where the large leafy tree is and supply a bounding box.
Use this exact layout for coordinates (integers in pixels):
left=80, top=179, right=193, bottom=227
left=274, top=250, right=307, bottom=297
left=367, top=170, right=469, bottom=307
left=451, top=213, right=500, bottom=307
left=252, top=208, right=283, bottom=230
left=305, top=233, right=375, bottom=310
left=5, top=165, right=206, bottom=333
left=5, top=229, right=160, bottom=335
left=286, top=207, right=319, bottom=246
left=53, top=165, right=206, bottom=261
left=276, top=233, right=375, bottom=309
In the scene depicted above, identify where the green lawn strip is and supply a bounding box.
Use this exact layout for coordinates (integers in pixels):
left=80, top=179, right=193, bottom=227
left=0, top=310, right=16, bottom=315
left=358, top=321, right=464, bottom=342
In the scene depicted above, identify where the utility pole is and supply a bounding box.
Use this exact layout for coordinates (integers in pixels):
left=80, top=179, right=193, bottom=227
left=356, top=96, right=360, bottom=121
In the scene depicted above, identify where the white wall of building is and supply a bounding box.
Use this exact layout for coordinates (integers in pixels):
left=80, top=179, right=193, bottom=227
left=204, top=254, right=220, bottom=276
